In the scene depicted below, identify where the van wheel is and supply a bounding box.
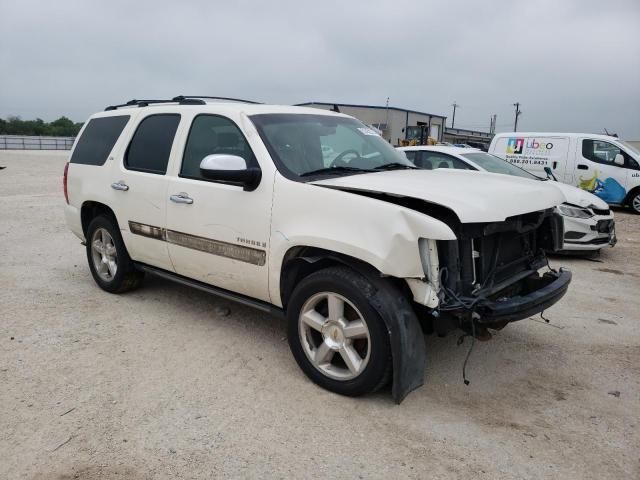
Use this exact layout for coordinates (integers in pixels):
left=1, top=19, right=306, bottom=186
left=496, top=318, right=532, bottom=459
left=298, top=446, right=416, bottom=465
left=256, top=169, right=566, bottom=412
left=86, top=215, right=144, bottom=293
left=287, top=266, right=392, bottom=397
left=630, top=191, right=640, bottom=214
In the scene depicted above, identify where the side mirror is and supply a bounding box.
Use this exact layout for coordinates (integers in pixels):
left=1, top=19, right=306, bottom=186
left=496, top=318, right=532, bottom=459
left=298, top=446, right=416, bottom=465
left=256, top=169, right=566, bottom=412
left=614, top=153, right=624, bottom=166
left=199, top=154, right=261, bottom=191
left=543, top=166, right=557, bottom=181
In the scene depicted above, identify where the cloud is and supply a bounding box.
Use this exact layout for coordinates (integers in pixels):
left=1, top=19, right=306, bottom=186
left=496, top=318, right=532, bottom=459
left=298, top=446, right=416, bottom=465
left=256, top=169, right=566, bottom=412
left=1, top=0, right=638, bottom=137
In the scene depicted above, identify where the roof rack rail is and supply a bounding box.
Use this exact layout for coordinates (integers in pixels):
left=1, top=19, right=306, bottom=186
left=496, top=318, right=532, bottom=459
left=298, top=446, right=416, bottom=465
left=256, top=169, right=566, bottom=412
left=172, top=95, right=262, bottom=105
left=104, top=98, right=206, bottom=111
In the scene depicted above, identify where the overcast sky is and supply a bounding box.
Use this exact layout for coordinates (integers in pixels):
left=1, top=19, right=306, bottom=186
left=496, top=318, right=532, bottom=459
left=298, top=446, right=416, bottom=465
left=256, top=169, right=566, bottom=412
left=1, top=0, right=639, bottom=138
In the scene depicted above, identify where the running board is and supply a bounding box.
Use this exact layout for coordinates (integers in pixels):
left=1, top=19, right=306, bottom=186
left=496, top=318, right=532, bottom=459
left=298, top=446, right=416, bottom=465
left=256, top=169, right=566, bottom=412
left=134, top=262, right=284, bottom=317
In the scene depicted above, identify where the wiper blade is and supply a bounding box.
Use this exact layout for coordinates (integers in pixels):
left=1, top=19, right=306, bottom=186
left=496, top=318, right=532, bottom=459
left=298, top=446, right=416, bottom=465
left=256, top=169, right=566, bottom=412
left=374, top=162, right=417, bottom=170
left=300, top=166, right=374, bottom=177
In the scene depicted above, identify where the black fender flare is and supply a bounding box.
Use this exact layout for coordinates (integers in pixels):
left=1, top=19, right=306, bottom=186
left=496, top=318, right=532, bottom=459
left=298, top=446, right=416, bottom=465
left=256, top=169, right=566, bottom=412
left=289, top=253, right=427, bottom=404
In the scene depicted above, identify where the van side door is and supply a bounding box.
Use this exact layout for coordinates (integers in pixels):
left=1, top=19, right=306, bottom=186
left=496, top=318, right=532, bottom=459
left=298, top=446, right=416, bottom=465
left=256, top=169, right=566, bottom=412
left=164, top=113, right=274, bottom=302
left=577, top=138, right=631, bottom=204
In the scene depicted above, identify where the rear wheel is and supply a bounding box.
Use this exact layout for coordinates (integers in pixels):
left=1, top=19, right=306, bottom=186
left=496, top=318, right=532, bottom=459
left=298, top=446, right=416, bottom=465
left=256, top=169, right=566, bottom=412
left=287, top=266, right=392, bottom=397
left=86, top=215, right=144, bottom=293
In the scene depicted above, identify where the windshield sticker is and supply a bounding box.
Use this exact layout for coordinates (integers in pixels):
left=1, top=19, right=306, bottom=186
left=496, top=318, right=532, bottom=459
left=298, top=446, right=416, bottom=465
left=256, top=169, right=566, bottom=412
left=357, top=127, right=380, bottom=136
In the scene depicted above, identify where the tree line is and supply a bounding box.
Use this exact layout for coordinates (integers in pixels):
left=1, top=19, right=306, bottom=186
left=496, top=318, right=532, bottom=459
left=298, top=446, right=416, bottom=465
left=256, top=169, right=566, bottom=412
left=0, top=116, right=83, bottom=137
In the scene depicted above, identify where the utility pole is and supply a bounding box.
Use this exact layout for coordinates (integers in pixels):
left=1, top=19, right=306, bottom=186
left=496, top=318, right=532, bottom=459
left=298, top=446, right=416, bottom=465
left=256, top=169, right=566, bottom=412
left=451, top=102, right=459, bottom=128
left=513, top=102, right=522, bottom=131
left=489, top=114, right=497, bottom=134
left=385, top=97, right=389, bottom=141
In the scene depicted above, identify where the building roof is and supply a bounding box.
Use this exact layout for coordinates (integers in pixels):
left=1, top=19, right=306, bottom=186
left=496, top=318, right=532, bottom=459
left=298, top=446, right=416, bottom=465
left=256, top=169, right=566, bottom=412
left=296, top=102, right=447, bottom=120
left=444, top=127, right=493, bottom=139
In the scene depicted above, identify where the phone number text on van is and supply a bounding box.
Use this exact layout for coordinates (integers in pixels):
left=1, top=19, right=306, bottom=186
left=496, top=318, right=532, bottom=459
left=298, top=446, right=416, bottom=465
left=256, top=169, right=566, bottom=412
left=505, top=156, right=550, bottom=166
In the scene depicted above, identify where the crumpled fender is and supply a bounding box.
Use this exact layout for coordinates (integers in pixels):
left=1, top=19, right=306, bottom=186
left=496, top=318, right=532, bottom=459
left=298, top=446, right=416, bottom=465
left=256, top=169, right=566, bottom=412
left=367, top=273, right=426, bottom=404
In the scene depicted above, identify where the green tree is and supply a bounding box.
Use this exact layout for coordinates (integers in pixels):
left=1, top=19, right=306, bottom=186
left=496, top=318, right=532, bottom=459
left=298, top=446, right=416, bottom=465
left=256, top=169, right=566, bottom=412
left=0, top=116, right=83, bottom=136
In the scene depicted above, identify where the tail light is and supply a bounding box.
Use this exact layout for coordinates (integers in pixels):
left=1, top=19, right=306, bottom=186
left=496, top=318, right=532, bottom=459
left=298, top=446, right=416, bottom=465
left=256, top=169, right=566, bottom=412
left=63, top=162, right=69, bottom=204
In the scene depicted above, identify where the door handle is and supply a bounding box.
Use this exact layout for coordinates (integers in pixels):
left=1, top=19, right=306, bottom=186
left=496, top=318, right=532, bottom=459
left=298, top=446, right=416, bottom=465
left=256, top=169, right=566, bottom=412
left=577, top=164, right=588, bottom=170
left=111, top=181, right=129, bottom=191
left=170, top=192, right=194, bottom=204
left=552, top=161, right=558, bottom=169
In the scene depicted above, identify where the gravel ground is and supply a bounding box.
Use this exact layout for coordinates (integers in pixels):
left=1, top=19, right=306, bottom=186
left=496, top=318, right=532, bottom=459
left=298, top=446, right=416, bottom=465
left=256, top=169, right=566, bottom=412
left=1, top=151, right=638, bottom=480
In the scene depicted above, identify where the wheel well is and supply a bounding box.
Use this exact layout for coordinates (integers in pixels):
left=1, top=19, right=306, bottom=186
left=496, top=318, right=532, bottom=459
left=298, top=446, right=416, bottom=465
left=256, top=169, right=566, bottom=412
left=81, top=201, right=117, bottom=237
left=279, top=246, right=411, bottom=309
left=624, top=186, right=640, bottom=205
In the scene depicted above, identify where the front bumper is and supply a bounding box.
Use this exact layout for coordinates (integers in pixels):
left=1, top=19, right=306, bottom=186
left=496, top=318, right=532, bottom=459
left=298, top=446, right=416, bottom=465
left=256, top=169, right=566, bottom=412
left=475, top=269, right=572, bottom=324
left=561, top=214, right=616, bottom=251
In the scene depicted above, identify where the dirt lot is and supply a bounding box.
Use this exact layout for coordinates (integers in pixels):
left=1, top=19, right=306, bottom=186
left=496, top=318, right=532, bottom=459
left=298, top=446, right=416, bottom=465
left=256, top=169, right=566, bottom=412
left=1, top=150, right=639, bottom=479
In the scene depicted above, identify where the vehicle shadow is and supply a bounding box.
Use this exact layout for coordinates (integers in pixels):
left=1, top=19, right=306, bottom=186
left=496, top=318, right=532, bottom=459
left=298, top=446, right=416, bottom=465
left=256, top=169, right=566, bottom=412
left=140, top=273, right=553, bottom=405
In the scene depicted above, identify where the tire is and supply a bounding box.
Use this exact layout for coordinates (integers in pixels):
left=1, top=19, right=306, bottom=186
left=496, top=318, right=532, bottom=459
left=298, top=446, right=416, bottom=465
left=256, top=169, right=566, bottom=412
left=287, top=266, right=392, bottom=397
left=85, top=215, right=144, bottom=293
left=629, top=190, right=640, bottom=214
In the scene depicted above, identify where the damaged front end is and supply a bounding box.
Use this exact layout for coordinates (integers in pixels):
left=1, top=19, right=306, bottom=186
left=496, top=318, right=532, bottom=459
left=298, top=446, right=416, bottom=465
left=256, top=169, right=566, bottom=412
left=431, top=208, right=571, bottom=337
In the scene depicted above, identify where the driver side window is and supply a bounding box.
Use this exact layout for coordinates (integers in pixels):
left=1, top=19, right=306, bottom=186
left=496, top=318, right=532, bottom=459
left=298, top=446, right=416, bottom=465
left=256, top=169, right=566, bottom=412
left=582, top=139, right=623, bottom=167
left=181, top=115, right=256, bottom=180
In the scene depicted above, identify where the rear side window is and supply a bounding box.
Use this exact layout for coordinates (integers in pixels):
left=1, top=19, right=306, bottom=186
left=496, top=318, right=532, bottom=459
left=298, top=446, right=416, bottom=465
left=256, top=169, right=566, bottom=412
left=125, top=114, right=181, bottom=174
left=417, top=152, right=472, bottom=170
left=70, top=116, right=129, bottom=166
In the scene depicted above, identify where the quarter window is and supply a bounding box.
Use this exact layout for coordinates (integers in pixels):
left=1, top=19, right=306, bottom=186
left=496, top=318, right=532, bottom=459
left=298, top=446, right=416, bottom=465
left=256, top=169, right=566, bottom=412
left=125, top=114, right=180, bottom=174
left=181, top=115, right=256, bottom=180
left=70, top=115, right=129, bottom=166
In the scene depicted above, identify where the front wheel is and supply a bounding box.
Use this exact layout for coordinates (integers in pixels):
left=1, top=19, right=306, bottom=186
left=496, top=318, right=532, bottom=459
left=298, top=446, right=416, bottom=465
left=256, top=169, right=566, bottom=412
left=630, top=191, right=640, bottom=214
left=287, top=266, right=392, bottom=397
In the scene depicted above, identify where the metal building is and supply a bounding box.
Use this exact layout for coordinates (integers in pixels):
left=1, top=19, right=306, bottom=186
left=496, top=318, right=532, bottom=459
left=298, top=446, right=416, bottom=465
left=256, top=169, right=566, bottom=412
left=443, top=127, right=494, bottom=150
left=296, top=102, right=448, bottom=145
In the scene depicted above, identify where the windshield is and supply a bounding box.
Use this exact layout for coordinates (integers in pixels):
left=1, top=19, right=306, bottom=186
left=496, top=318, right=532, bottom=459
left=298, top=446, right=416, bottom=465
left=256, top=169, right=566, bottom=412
left=619, top=140, right=640, bottom=156
left=461, top=152, right=541, bottom=180
left=250, top=113, right=412, bottom=178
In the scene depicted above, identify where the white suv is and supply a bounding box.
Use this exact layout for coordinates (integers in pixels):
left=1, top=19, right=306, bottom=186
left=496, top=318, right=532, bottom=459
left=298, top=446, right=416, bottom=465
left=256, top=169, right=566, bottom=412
left=64, top=97, right=572, bottom=403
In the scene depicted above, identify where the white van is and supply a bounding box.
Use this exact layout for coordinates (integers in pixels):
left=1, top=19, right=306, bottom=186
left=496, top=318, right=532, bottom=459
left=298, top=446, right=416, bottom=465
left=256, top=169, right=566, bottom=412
left=489, top=133, right=640, bottom=213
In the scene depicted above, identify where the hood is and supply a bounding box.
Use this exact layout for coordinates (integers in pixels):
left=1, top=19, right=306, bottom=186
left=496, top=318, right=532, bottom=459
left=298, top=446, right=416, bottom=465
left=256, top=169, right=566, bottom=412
left=312, top=169, right=565, bottom=223
left=546, top=181, right=609, bottom=210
